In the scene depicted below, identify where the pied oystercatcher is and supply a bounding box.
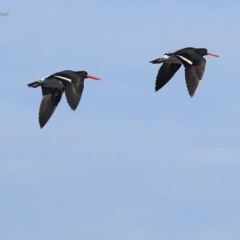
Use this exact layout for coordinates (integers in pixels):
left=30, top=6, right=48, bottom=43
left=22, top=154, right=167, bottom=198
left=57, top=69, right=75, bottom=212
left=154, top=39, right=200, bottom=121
left=150, top=47, right=219, bottom=97
left=28, top=70, right=101, bottom=128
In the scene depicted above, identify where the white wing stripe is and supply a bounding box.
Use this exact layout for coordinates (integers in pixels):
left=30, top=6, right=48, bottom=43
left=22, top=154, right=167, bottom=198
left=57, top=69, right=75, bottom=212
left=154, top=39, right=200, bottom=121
left=54, top=76, right=72, bottom=82
left=176, top=55, right=193, bottom=65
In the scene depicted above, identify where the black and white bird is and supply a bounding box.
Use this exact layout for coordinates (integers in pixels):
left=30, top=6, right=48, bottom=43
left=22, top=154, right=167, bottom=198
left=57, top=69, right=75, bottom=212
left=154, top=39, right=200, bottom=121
left=150, top=47, right=219, bottom=97
left=27, top=70, right=101, bottom=128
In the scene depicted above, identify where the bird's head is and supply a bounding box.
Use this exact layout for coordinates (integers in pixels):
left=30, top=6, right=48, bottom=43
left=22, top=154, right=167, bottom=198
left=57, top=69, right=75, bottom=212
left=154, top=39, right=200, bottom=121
left=198, top=48, right=219, bottom=57
left=78, top=71, right=101, bottom=80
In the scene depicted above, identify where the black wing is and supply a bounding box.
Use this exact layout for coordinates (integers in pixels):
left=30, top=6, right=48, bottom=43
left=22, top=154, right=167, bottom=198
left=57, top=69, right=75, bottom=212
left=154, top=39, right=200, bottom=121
left=39, top=87, right=63, bottom=128
left=51, top=71, right=84, bottom=110
left=184, top=58, right=206, bottom=97
left=155, top=63, right=181, bottom=91
left=64, top=81, right=84, bottom=110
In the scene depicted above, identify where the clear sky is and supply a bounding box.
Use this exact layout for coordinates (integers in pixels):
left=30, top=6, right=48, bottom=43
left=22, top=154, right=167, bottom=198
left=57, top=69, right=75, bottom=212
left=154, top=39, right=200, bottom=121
left=1, top=0, right=240, bottom=239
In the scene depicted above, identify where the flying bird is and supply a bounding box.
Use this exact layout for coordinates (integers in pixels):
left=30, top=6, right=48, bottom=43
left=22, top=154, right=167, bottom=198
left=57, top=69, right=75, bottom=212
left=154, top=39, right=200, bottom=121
left=150, top=47, right=219, bottom=97
left=27, top=70, right=101, bottom=128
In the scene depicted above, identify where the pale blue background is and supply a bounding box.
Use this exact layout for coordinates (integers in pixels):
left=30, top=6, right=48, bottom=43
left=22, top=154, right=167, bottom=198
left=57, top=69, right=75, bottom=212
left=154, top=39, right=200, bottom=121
left=1, top=1, right=240, bottom=239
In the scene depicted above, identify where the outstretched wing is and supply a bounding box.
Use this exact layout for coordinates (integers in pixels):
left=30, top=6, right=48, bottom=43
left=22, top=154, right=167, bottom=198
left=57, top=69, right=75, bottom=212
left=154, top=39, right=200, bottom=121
left=64, top=81, right=84, bottom=110
left=184, top=58, right=206, bottom=97
left=155, top=63, right=181, bottom=91
left=52, top=71, right=84, bottom=111
left=39, top=87, right=63, bottom=128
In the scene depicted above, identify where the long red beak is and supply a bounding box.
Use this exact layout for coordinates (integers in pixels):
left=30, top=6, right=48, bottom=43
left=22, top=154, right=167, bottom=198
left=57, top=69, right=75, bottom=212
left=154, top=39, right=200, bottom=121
left=207, top=51, right=219, bottom=57
left=87, top=74, right=101, bottom=80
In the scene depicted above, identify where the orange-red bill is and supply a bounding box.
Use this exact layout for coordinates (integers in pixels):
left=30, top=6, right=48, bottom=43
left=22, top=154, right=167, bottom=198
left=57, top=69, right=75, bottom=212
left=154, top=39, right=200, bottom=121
left=87, top=74, right=101, bottom=80
left=207, top=51, right=219, bottom=57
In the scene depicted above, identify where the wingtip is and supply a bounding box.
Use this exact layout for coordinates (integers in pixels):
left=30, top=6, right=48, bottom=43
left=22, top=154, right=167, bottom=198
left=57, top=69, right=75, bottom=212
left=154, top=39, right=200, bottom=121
left=39, top=120, right=45, bottom=128
left=67, top=102, right=77, bottom=111
left=188, top=92, right=195, bottom=98
left=155, top=84, right=160, bottom=92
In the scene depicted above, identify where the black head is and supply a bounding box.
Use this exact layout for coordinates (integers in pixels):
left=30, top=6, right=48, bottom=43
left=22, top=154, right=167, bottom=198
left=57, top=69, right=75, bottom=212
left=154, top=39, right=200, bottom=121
left=76, top=71, right=101, bottom=80
left=76, top=71, right=88, bottom=78
left=196, top=48, right=208, bottom=56
left=196, top=48, right=219, bottom=57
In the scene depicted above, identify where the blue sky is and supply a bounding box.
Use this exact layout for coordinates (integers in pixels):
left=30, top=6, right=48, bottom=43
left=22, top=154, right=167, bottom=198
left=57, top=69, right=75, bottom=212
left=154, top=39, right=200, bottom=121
left=1, top=0, right=240, bottom=239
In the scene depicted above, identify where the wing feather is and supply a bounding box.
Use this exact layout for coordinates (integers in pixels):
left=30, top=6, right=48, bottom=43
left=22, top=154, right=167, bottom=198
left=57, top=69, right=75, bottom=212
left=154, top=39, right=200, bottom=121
left=155, top=63, right=181, bottom=91
left=39, top=87, right=63, bottom=128
left=64, top=82, right=84, bottom=110
left=185, top=59, right=206, bottom=97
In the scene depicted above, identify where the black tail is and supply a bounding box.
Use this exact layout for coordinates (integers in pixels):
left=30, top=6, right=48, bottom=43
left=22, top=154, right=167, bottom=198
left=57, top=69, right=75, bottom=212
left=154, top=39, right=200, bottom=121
left=27, top=81, right=41, bottom=88
left=150, top=58, right=163, bottom=64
